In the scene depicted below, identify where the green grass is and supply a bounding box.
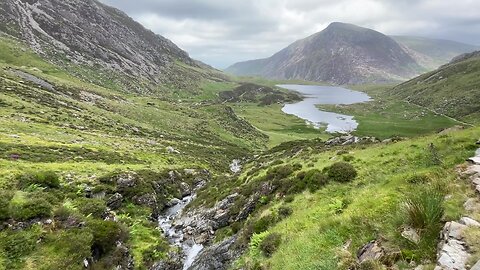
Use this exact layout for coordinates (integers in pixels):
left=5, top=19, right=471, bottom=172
left=232, top=103, right=329, bottom=147
left=317, top=84, right=459, bottom=139
left=229, top=126, right=480, bottom=269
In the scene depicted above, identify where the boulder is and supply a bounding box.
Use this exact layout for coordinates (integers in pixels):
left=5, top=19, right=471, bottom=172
left=442, top=221, right=467, bottom=240
left=189, top=236, right=239, bottom=270
left=116, top=173, right=137, bottom=189
left=464, top=198, right=480, bottom=212
left=436, top=239, right=470, bottom=270
left=150, top=252, right=183, bottom=270
left=468, top=156, right=480, bottom=165
left=107, top=193, right=123, bottom=210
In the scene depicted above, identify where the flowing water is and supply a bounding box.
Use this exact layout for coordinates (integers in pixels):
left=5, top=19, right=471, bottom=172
left=158, top=195, right=203, bottom=270
left=279, top=84, right=371, bottom=133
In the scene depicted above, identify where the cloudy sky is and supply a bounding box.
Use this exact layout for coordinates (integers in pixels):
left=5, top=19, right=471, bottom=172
left=99, top=0, right=480, bottom=68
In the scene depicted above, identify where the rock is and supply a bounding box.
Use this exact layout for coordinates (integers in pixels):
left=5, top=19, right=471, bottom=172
left=166, top=146, right=180, bottom=154
left=401, top=227, right=420, bottom=244
left=442, top=221, right=467, bottom=240
left=357, top=240, right=385, bottom=263
left=464, top=198, right=480, bottom=212
left=116, top=173, right=137, bottom=189
left=476, top=140, right=480, bottom=145
left=107, top=193, right=123, bottom=210
left=180, top=182, right=192, bottom=197
left=166, top=198, right=181, bottom=207
left=133, top=194, right=157, bottom=208
left=189, top=236, right=239, bottom=270
left=459, top=217, right=480, bottom=227
left=471, top=259, right=480, bottom=270
left=468, top=156, right=480, bottom=165
left=149, top=252, right=184, bottom=270
left=212, top=209, right=230, bottom=230
left=437, top=239, right=470, bottom=270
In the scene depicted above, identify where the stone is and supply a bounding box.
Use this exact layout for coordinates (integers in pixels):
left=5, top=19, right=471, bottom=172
left=106, top=193, right=123, bottom=210
left=166, top=198, right=181, bottom=207
left=401, top=227, right=420, bottom=243
left=471, top=259, right=480, bottom=270
left=459, top=217, right=480, bottom=227
left=468, top=156, right=480, bottom=165
left=357, top=240, right=385, bottom=263
left=166, top=146, right=180, bottom=154
left=476, top=140, right=480, bottom=145
left=189, top=236, right=238, bottom=270
left=443, top=221, right=467, bottom=240
left=464, top=198, right=480, bottom=212
left=437, top=239, right=470, bottom=270
left=116, top=173, right=137, bottom=189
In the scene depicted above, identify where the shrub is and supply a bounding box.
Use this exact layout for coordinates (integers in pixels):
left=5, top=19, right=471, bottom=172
left=265, top=165, right=296, bottom=181
left=259, top=233, right=282, bottom=257
left=10, top=197, right=52, bottom=221
left=0, top=191, right=13, bottom=221
left=87, top=220, right=128, bottom=256
left=17, top=171, right=60, bottom=189
left=404, top=189, right=444, bottom=230
left=278, top=206, right=293, bottom=218
left=304, top=169, right=329, bottom=192
left=327, top=162, right=357, bottom=183
left=253, top=214, right=277, bottom=234
left=283, top=195, right=295, bottom=203
left=75, top=198, right=107, bottom=218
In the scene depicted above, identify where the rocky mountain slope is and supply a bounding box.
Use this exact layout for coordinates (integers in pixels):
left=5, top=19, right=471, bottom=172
left=392, top=35, right=479, bottom=70
left=226, top=22, right=423, bottom=84
left=226, top=23, right=479, bottom=85
left=0, top=0, right=224, bottom=94
left=390, top=50, right=480, bottom=122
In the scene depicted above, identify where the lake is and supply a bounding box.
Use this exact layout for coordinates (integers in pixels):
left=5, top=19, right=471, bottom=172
left=279, top=84, right=371, bottom=133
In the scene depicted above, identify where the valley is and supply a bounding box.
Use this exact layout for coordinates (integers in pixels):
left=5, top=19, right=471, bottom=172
left=1, top=1, right=480, bottom=270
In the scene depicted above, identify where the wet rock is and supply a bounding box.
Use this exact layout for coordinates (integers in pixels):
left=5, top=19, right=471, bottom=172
left=357, top=240, right=385, bottom=263
left=189, top=236, right=239, bottom=270
left=107, top=193, right=123, bottom=210
left=150, top=252, right=183, bottom=270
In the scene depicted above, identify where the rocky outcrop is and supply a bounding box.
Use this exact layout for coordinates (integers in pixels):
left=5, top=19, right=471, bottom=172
left=188, top=236, right=239, bottom=270
left=0, top=0, right=222, bottom=93
left=325, top=135, right=379, bottom=147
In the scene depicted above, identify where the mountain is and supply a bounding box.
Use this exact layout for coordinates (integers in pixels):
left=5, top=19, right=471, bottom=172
left=390, top=50, right=480, bottom=122
left=392, top=35, right=479, bottom=69
left=226, top=22, right=423, bottom=84
left=0, top=0, right=224, bottom=94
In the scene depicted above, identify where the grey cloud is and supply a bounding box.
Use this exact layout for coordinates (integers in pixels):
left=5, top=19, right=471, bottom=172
left=98, top=0, right=480, bottom=68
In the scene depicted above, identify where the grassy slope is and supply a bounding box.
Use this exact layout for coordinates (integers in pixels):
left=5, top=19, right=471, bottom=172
left=317, top=84, right=459, bottom=139
left=389, top=54, right=480, bottom=122
left=232, top=126, right=480, bottom=269
left=0, top=36, right=267, bottom=269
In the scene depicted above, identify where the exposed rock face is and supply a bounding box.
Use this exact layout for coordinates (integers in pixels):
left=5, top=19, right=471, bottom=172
left=226, top=22, right=422, bottom=84
left=0, top=0, right=220, bottom=92
left=188, top=236, right=239, bottom=270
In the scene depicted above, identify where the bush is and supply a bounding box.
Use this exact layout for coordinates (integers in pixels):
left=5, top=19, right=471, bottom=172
left=278, top=206, right=293, bottom=218
left=10, top=197, right=52, bottom=221
left=0, top=191, right=13, bottom=221
left=253, top=214, right=277, bottom=234
left=87, top=220, right=128, bottom=256
left=259, top=233, right=282, bottom=257
left=17, top=171, right=60, bottom=189
left=327, top=162, right=357, bottom=183
left=404, top=189, right=444, bottom=230
left=304, top=169, right=329, bottom=192
left=75, top=198, right=107, bottom=218
left=265, top=165, right=296, bottom=181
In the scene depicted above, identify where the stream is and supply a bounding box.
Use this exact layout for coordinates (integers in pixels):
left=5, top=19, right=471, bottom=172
left=158, top=195, right=203, bottom=270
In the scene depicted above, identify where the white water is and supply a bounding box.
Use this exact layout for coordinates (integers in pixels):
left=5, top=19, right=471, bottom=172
left=158, top=195, right=203, bottom=270
left=279, top=84, right=371, bottom=133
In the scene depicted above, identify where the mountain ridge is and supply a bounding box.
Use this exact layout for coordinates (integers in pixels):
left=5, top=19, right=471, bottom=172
left=226, top=22, right=478, bottom=84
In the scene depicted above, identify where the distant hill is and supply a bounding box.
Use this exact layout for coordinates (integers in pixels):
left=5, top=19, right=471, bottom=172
left=392, top=36, right=479, bottom=69
left=226, top=23, right=479, bottom=85
left=0, top=0, right=224, bottom=94
left=390, top=50, right=480, bottom=122
left=226, top=22, right=423, bottom=84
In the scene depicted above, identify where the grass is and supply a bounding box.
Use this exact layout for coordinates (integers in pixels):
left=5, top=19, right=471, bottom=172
left=228, top=126, right=480, bottom=269
left=232, top=103, right=329, bottom=147
left=317, top=84, right=460, bottom=139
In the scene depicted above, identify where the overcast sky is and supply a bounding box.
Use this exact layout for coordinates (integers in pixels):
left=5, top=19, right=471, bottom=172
left=99, top=0, right=480, bottom=68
